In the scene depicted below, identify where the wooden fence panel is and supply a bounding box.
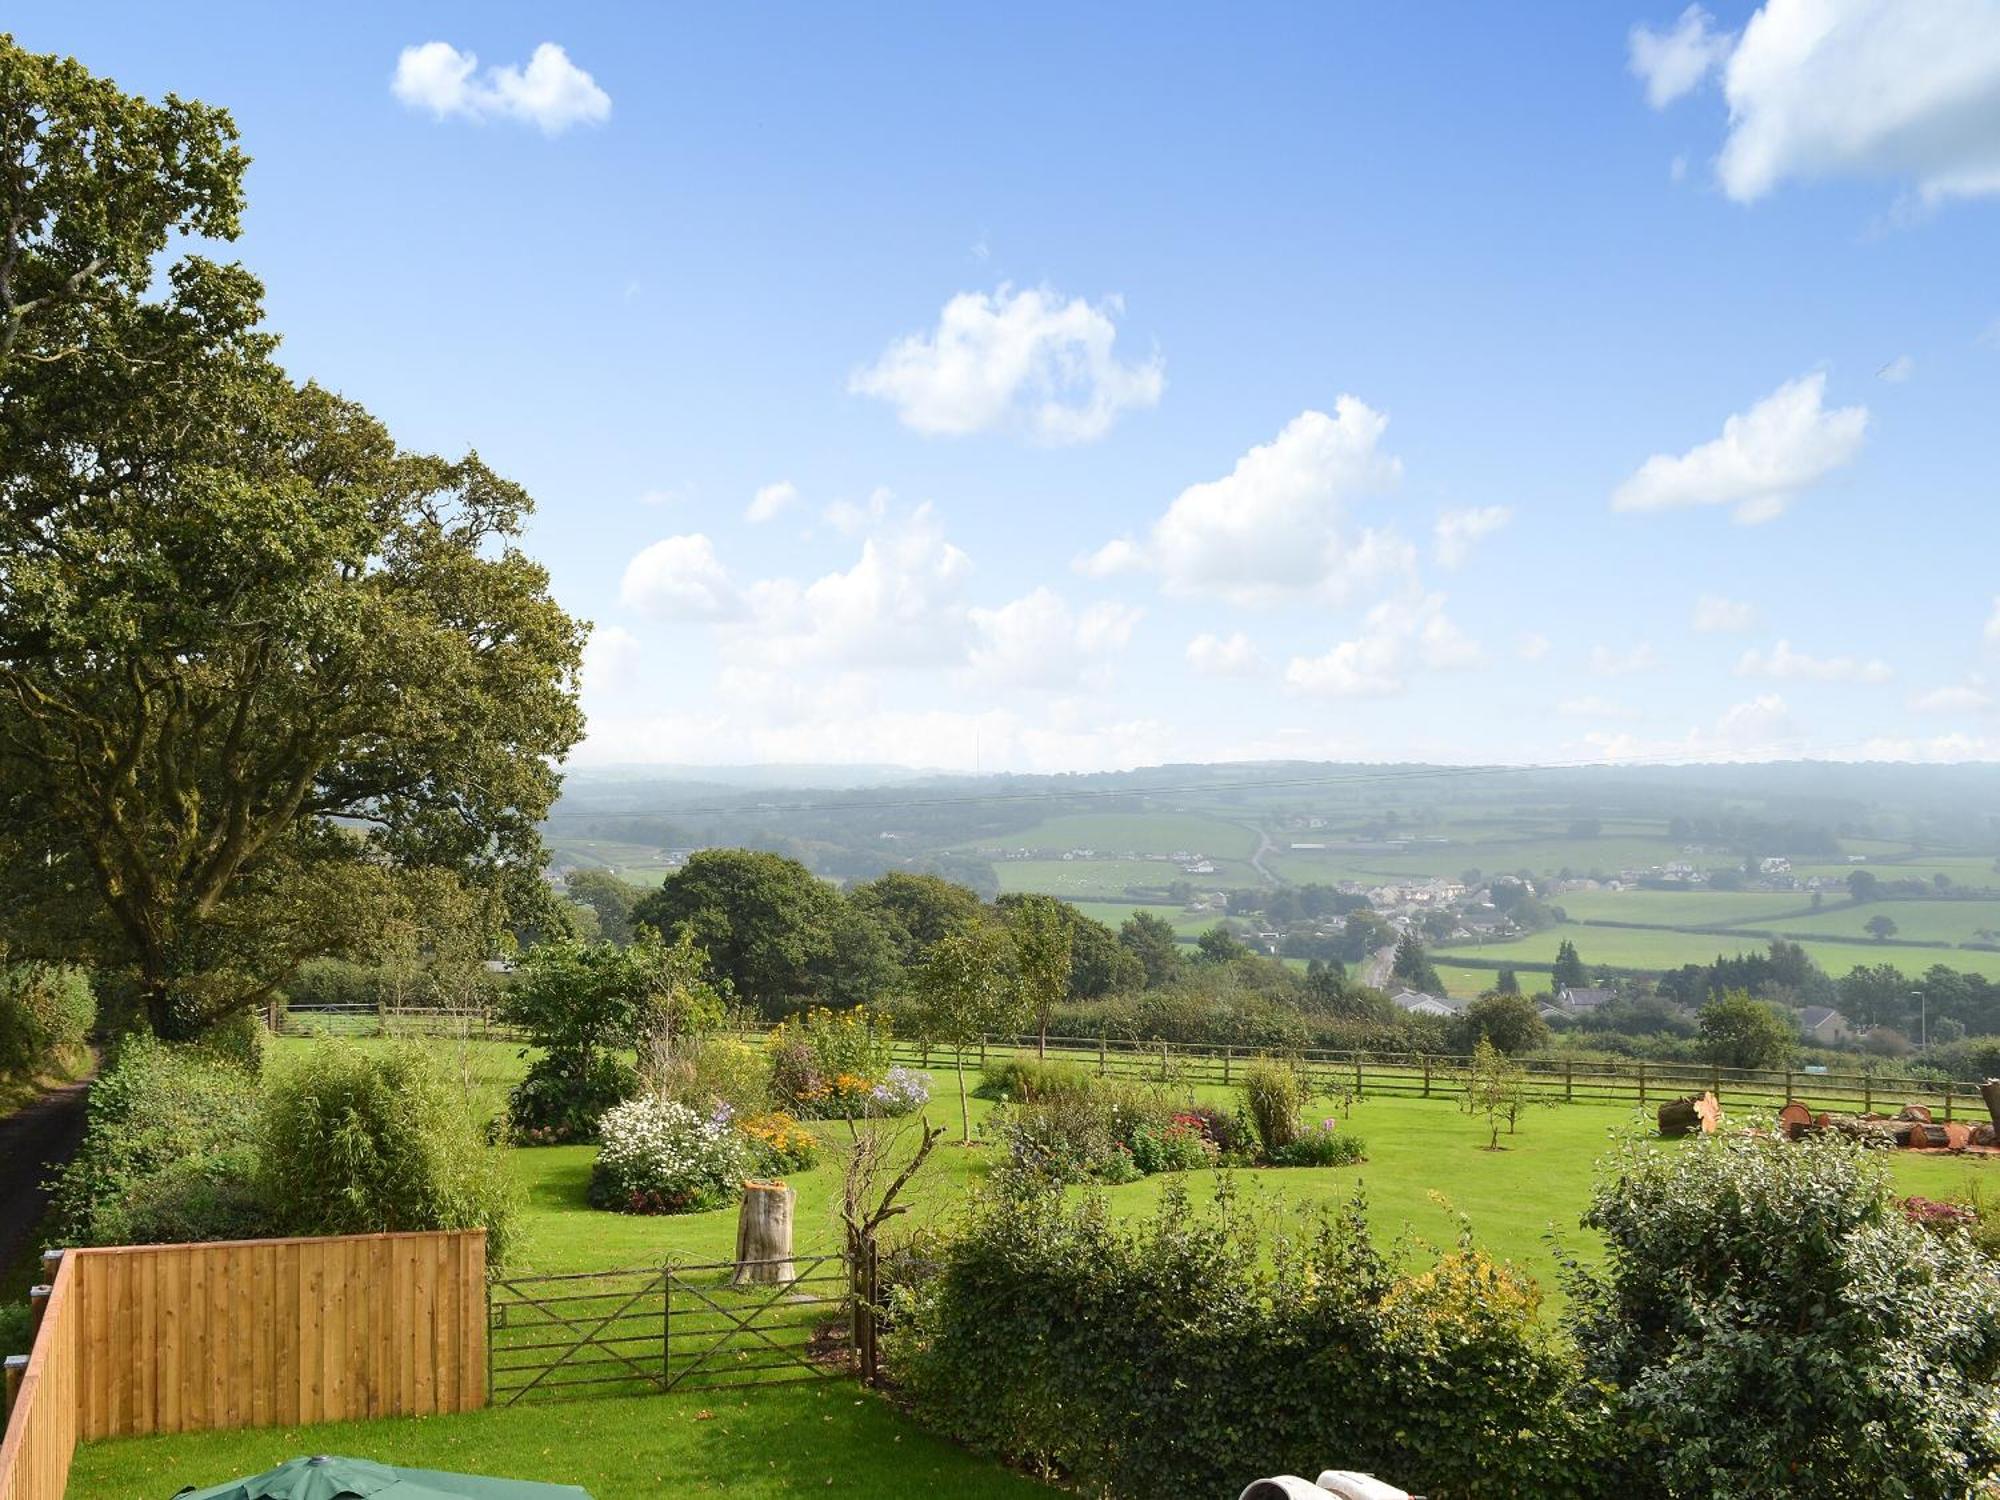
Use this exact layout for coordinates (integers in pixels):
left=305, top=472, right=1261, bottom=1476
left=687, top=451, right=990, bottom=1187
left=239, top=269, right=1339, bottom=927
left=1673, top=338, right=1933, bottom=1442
left=0, top=1227, right=488, bottom=1500
left=0, top=1252, right=78, bottom=1500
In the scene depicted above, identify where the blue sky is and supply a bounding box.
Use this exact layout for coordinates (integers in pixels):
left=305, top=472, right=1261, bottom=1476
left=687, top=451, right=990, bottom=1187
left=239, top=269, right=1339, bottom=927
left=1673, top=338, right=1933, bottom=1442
left=15, top=2, right=2000, bottom=770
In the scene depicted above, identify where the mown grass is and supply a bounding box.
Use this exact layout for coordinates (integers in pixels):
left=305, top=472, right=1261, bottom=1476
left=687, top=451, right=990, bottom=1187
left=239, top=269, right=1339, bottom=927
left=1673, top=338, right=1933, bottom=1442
left=72, top=1383, right=1056, bottom=1499
left=1439, top=921, right=2000, bottom=982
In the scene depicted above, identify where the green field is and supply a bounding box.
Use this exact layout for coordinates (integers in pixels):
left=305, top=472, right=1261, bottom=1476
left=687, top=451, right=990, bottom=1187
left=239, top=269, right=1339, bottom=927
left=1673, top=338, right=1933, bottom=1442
left=1549, top=889, right=1815, bottom=927
left=1758, top=899, right=2000, bottom=946
left=1068, top=899, right=1217, bottom=936
left=546, top=838, right=680, bottom=886
left=966, top=811, right=1257, bottom=860
left=1438, top=922, right=2000, bottom=982
left=993, top=857, right=1258, bottom=899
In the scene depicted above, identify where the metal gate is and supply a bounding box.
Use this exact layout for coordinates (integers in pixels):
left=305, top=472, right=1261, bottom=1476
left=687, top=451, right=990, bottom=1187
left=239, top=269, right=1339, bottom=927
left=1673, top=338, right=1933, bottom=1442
left=487, top=1252, right=850, bottom=1405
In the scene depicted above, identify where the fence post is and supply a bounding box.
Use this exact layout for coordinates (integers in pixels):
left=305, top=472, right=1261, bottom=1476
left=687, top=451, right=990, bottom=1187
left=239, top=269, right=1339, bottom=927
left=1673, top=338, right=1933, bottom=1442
left=1422, top=1054, right=1431, bottom=1099
left=1565, top=1060, right=1574, bottom=1104
left=1864, top=1073, right=1872, bottom=1114
left=3, top=1353, right=25, bottom=1418
left=1223, top=1047, right=1232, bottom=1087
left=1944, top=1078, right=1954, bottom=1123
left=979, top=1036, right=987, bottom=1069
left=27, top=1284, right=50, bottom=1342
left=1784, top=1070, right=1793, bottom=1105
left=1710, top=1063, right=1721, bottom=1104
left=1637, top=1060, right=1647, bottom=1109
left=864, top=1239, right=881, bottom=1385
left=1160, top=1041, right=1169, bottom=1082
left=1354, top=1056, right=1363, bottom=1099
left=1098, top=1037, right=1107, bottom=1076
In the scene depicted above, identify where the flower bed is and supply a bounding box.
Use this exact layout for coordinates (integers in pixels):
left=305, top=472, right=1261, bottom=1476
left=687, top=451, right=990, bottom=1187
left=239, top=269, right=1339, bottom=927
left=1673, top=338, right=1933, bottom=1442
left=589, top=1096, right=747, bottom=1214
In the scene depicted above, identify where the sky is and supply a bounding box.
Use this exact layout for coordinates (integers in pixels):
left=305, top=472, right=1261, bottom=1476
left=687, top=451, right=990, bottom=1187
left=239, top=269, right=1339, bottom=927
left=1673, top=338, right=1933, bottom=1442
left=14, top=1, right=2000, bottom=773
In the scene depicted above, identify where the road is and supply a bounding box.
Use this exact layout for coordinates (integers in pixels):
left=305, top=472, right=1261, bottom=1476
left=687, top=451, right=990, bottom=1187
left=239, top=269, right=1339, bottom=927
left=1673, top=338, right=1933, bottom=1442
left=1248, top=827, right=1282, bottom=886
left=0, top=1075, right=91, bottom=1274
left=1364, top=943, right=1398, bottom=989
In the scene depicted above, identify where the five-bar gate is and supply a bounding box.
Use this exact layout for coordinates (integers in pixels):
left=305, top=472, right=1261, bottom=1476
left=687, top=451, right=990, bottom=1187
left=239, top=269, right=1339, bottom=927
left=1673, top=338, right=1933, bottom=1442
left=487, top=1253, right=850, bottom=1405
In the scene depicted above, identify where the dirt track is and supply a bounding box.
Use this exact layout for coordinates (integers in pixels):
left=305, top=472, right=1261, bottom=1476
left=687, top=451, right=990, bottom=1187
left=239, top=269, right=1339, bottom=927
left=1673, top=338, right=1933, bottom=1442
left=0, top=1076, right=91, bottom=1273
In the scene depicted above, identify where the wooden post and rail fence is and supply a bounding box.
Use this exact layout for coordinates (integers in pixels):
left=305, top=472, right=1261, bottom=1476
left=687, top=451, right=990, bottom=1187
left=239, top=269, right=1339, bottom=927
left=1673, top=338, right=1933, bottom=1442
left=0, top=1230, right=487, bottom=1500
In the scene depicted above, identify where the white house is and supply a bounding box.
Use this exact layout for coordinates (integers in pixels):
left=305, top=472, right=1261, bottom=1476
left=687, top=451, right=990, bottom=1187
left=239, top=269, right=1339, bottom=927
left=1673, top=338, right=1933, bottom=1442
left=1390, top=989, right=1463, bottom=1018
left=1799, top=1005, right=1850, bottom=1043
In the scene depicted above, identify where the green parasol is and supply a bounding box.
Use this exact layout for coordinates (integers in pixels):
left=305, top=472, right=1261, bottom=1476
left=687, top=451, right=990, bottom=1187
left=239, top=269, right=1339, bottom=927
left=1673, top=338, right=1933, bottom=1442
left=174, top=1454, right=592, bottom=1500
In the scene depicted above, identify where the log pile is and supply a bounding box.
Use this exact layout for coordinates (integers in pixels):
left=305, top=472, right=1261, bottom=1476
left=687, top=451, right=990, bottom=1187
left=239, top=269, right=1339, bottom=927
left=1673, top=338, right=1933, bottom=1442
left=1779, top=1097, right=2000, bottom=1153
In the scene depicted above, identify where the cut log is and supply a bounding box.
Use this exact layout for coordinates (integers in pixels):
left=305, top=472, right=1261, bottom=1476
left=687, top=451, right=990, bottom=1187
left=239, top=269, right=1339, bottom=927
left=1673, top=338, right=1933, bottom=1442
left=1981, top=1079, right=2000, bottom=1131
left=731, top=1180, right=797, bottom=1287
left=1897, top=1104, right=1933, bottom=1124
left=1658, top=1091, right=1723, bottom=1138
left=1942, top=1122, right=1974, bottom=1151
left=1778, top=1101, right=1814, bottom=1139
left=1906, top=1122, right=1950, bottom=1150
left=1972, top=1123, right=1998, bottom=1148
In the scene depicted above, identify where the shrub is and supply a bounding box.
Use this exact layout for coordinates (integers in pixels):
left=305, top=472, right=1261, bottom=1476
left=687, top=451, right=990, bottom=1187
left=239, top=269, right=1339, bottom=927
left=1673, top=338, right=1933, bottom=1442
left=891, top=1181, right=1597, bottom=1499
left=767, top=1005, right=896, bottom=1117
left=738, top=1110, right=820, bottom=1174
left=589, top=1095, right=746, bottom=1214
left=192, top=1006, right=268, bottom=1073
left=505, top=1052, right=638, bottom=1144
left=1127, top=1117, right=1216, bottom=1174
left=119, top=1145, right=275, bottom=1244
left=991, top=1074, right=1181, bottom=1185
left=976, top=1056, right=1095, bottom=1101
left=1240, top=1054, right=1306, bottom=1156
left=869, top=1066, right=931, bottom=1116
left=48, top=1036, right=263, bottom=1246
left=1568, top=1131, right=2000, bottom=1497
left=260, top=1043, right=518, bottom=1264
left=650, top=1034, right=771, bottom=1120
left=0, top=961, right=95, bottom=1079
left=1270, top=1117, right=1366, bottom=1167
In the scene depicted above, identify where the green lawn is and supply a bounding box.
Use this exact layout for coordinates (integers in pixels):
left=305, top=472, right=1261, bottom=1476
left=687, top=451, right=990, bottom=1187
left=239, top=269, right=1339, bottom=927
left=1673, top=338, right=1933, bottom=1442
left=72, top=1384, right=1055, bottom=1499
left=1549, top=889, right=1815, bottom=928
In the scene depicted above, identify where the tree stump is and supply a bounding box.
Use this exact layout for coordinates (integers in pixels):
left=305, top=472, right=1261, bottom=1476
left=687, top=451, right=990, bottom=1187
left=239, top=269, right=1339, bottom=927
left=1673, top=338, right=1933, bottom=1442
left=1777, top=1101, right=1814, bottom=1139
left=1980, top=1079, right=2000, bottom=1131
left=731, top=1180, right=797, bottom=1287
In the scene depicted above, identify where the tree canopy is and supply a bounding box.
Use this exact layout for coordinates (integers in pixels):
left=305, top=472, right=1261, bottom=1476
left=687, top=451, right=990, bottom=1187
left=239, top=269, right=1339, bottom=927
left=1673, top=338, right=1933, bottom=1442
left=0, top=37, right=584, bottom=1037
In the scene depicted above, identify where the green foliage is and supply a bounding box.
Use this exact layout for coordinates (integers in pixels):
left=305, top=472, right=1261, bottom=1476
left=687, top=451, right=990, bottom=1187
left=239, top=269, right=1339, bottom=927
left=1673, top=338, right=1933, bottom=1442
left=1117, top=911, right=1184, bottom=988
left=505, top=1052, right=640, bottom=1146
left=634, top=849, right=851, bottom=1017
left=849, top=872, right=985, bottom=968
left=650, top=1034, right=772, bottom=1121
left=1269, top=1118, right=1367, bottom=1167
left=914, top=923, right=1020, bottom=1139
left=1003, top=894, right=1073, bottom=1050
left=892, top=1182, right=1597, bottom=1500
left=988, top=1075, right=1178, bottom=1185
left=563, top=869, right=644, bottom=946
left=48, top=1035, right=265, bottom=1246
left=0, top=37, right=583, bottom=1041
left=0, top=960, right=94, bottom=1077
left=1392, top=931, right=1444, bottom=992
left=1568, top=1132, right=2000, bottom=1498
left=1240, top=1053, right=1307, bottom=1156
left=1454, top=990, right=1549, bottom=1055
left=1696, top=988, right=1795, bottom=1070
left=976, top=1056, right=1096, bottom=1101
left=259, top=1042, right=518, bottom=1263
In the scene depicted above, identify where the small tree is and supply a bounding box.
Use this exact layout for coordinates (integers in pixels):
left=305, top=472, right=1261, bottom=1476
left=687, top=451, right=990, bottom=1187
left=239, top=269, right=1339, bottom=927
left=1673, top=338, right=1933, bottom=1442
left=1391, top=932, right=1443, bottom=992
left=1456, top=991, right=1549, bottom=1055
left=1697, top=989, right=1794, bottom=1071
left=1005, top=895, right=1072, bottom=1059
left=914, top=925, right=1018, bottom=1140
left=1495, top=967, right=1520, bottom=995
left=1460, top=1037, right=1528, bottom=1149
left=1865, top=913, right=1899, bottom=942
left=1550, top=939, right=1588, bottom=990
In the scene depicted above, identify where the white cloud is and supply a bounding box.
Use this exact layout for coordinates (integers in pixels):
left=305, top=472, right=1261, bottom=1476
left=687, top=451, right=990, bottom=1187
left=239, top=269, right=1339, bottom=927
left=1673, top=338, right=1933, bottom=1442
left=1517, top=632, right=1553, bottom=661
left=1284, top=594, right=1485, bottom=698
left=849, top=285, right=1163, bottom=443
left=1580, top=693, right=1804, bottom=763
left=1692, top=594, right=1758, bottom=632
left=1611, top=372, right=1866, bottom=523
left=1715, top=0, right=2000, bottom=204
left=1630, top=6, right=1734, bottom=108
left=824, top=487, right=892, bottom=537
left=731, top=504, right=973, bottom=671
left=1856, top=732, right=1998, bottom=762
left=1877, top=354, right=1916, bottom=382
left=1109, top=402, right=1410, bottom=607
left=1590, top=642, right=1661, bottom=676
left=580, top=624, right=641, bottom=695
left=1433, top=505, right=1513, bottom=568
left=746, top=481, right=798, bottom=524
left=1185, top=631, right=1263, bottom=678
left=1735, top=638, right=1893, bottom=682
left=1910, top=681, right=1994, bottom=712
left=1559, top=694, right=1643, bottom=719
left=1073, top=537, right=1147, bottom=579
left=392, top=42, right=610, bottom=133
left=1713, top=692, right=1801, bottom=748
left=620, top=535, right=741, bottom=621
left=967, top=589, right=1142, bottom=690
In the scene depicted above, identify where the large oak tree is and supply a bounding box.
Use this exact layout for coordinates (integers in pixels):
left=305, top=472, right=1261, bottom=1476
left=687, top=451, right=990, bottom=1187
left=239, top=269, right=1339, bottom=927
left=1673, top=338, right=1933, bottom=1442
left=0, top=37, right=585, bottom=1037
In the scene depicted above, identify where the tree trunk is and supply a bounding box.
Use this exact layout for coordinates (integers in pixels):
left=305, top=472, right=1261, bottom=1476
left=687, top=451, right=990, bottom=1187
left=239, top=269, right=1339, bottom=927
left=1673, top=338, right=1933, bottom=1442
left=1981, top=1079, right=2000, bottom=1131
left=956, top=1055, right=970, bottom=1142
left=1658, top=1092, right=1721, bottom=1138
left=732, top=1181, right=796, bottom=1286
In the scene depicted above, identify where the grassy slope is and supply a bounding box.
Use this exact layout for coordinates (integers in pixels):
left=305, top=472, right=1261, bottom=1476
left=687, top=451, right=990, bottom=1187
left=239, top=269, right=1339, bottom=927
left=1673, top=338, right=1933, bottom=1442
left=963, top=811, right=1256, bottom=860
left=992, top=858, right=1259, bottom=899
left=73, top=1384, right=1055, bottom=1500
left=1436, top=922, right=2000, bottom=982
